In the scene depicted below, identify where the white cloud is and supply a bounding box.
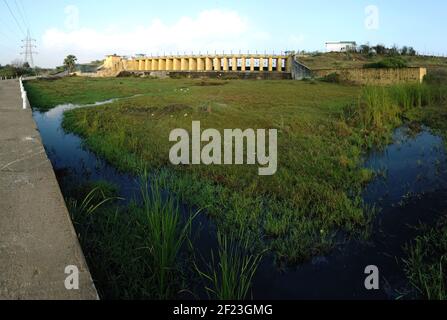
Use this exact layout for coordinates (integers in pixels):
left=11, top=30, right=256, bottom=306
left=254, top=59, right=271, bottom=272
left=40, top=9, right=272, bottom=67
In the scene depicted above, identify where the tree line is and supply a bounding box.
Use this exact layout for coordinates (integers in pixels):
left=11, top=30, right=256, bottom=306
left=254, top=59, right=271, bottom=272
left=0, top=60, right=37, bottom=78
left=357, top=44, right=417, bottom=56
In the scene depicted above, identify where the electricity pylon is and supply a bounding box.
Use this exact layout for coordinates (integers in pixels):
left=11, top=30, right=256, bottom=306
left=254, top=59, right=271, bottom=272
left=21, top=29, right=37, bottom=67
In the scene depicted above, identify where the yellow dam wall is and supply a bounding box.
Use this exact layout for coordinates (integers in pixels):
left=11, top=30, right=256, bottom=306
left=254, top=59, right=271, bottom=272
left=99, top=54, right=293, bottom=76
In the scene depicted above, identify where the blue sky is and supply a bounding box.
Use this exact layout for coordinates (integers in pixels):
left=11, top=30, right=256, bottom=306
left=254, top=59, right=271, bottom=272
left=0, top=0, right=446, bottom=67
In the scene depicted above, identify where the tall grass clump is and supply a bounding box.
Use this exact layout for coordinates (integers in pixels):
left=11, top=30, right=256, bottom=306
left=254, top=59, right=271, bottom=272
left=389, top=83, right=436, bottom=110
left=357, top=86, right=401, bottom=130
left=403, top=218, right=447, bottom=300
left=66, top=181, right=152, bottom=299
left=139, top=172, right=196, bottom=299
left=353, top=82, right=446, bottom=135
left=67, top=177, right=197, bottom=299
left=196, top=230, right=264, bottom=300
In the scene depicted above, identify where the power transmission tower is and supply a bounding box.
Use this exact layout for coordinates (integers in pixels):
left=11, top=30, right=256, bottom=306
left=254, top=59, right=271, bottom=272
left=21, top=29, right=37, bottom=67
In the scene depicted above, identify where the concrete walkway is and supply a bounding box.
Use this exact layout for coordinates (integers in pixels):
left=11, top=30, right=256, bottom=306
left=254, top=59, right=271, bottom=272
left=0, top=79, right=97, bottom=300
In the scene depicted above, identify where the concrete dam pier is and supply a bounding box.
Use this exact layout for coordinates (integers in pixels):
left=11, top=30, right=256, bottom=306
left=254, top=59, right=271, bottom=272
left=0, top=79, right=97, bottom=300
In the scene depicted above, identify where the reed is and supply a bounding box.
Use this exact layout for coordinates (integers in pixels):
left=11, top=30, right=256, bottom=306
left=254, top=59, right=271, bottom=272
left=196, top=230, right=264, bottom=300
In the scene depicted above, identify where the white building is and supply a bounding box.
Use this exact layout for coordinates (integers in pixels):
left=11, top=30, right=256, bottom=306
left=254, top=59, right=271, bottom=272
left=325, top=41, right=357, bottom=52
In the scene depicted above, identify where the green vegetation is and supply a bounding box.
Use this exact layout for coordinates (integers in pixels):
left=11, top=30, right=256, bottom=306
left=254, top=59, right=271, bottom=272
left=28, top=77, right=446, bottom=263
left=64, top=55, right=78, bottom=73
left=67, top=178, right=193, bottom=299
left=298, top=52, right=447, bottom=70
left=364, top=57, right=409, bottom=69
left=403, top=216, right=447, bottom=300
left=0, top=62, right=37, bottom=78
left=57, top=79, right=372, bottom=263
left=320, top=72, right=341, bottom=83
left=196, top=230, right=264, bottom=300
left=139, top=172, right=196, bottom=299
left=24, top=77, right=163, bottom=111
left=66, top=177, right=261, bottom=300
left=26, top=75, right=447, bottom=299
left=404, top=71, right=447, bottom=139
left=399, top=71, right=447, bottom=299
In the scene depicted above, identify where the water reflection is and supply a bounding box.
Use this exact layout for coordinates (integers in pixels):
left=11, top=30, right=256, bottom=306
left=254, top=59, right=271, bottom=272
left=253, top=126, right=447, bottom=300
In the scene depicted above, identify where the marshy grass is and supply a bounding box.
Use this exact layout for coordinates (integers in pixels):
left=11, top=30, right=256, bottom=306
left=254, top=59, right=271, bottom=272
left=28, top=77, right=447, bottom=269
left=139, top=172, right=197, bottom=299
left=196, top=230, right=264, bottom=300
left=343, top=82, right=447, bottom=148
left=67, top=177, right=197, bottom=299
left=357, top=86, right=401, bottom=130
left=403, top=217, right=447, bottom=300
left=358, top=83, right=445, bottom=129
left=56, top=79, right=371, bottom=263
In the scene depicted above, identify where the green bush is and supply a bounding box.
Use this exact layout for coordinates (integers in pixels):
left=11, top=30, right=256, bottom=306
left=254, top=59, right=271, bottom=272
left=0, top=65, right=36, bottom=78
left=364, top=57, right=409, bottom=69
left=320, top=72, right=341, bottom=83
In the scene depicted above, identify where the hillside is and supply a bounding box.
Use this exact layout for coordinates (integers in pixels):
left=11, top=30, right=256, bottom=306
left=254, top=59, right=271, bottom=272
left=298, top=52, right=447, bottom=70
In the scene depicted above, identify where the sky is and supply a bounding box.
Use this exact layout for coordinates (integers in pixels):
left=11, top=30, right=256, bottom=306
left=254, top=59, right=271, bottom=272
left=0, top=0, right=446, bottom=68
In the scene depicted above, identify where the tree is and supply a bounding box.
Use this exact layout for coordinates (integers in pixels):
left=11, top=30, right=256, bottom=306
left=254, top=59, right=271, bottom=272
left=373, top=44, right=387, bottom=55
left=408, top=47, right=417, bottom=56
left=388, top=45, right=400, bottom=56
left=360, top=44, right=371, bottom=55
left=401, top=46, right=409, bottom=56
left=64, top=55, right=78, bottom=72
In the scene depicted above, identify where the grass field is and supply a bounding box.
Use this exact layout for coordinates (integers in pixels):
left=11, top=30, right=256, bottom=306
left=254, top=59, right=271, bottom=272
left=298, top=52, right=447, bottom=70
left=25, top=75, right=447, bottom=299
left=26, top=77, right=163, bottom=111
left=49, top=78, right=374, bottom=262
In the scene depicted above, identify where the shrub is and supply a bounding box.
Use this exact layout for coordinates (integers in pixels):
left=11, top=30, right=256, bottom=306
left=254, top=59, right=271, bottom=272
left=364, top=57, right=409, bottom=69
left=320, top=72, right=341, bottom=83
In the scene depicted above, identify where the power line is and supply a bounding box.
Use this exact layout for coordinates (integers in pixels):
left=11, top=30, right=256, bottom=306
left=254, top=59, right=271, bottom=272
left=0, top=12, right=22, bottom=37
left=14, top=0, right=28, bottom=31
left=18, top=0, right=31, bottom=38
left=2, top=0, right=25, bottom=36
left=17, top=0, right=34, bottom=41
left=18, top=0, right=29, bottom=23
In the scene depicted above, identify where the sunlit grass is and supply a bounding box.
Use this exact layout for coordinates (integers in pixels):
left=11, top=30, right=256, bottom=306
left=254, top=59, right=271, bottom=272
left=28, top=77, right=447, bottom=266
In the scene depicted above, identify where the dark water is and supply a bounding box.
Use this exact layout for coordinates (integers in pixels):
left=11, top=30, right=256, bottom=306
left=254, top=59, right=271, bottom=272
left=33, top=100, right=139, bottom=200
left=33, top=102, right=447, bottom=300
left=254, top=127, right=447, bottom=300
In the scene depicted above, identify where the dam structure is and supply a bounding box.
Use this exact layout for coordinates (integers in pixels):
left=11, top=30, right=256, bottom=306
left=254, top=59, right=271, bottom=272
left=94, top=53, right=425, bottom=84
left=98, top=53, right=296, bottom=79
